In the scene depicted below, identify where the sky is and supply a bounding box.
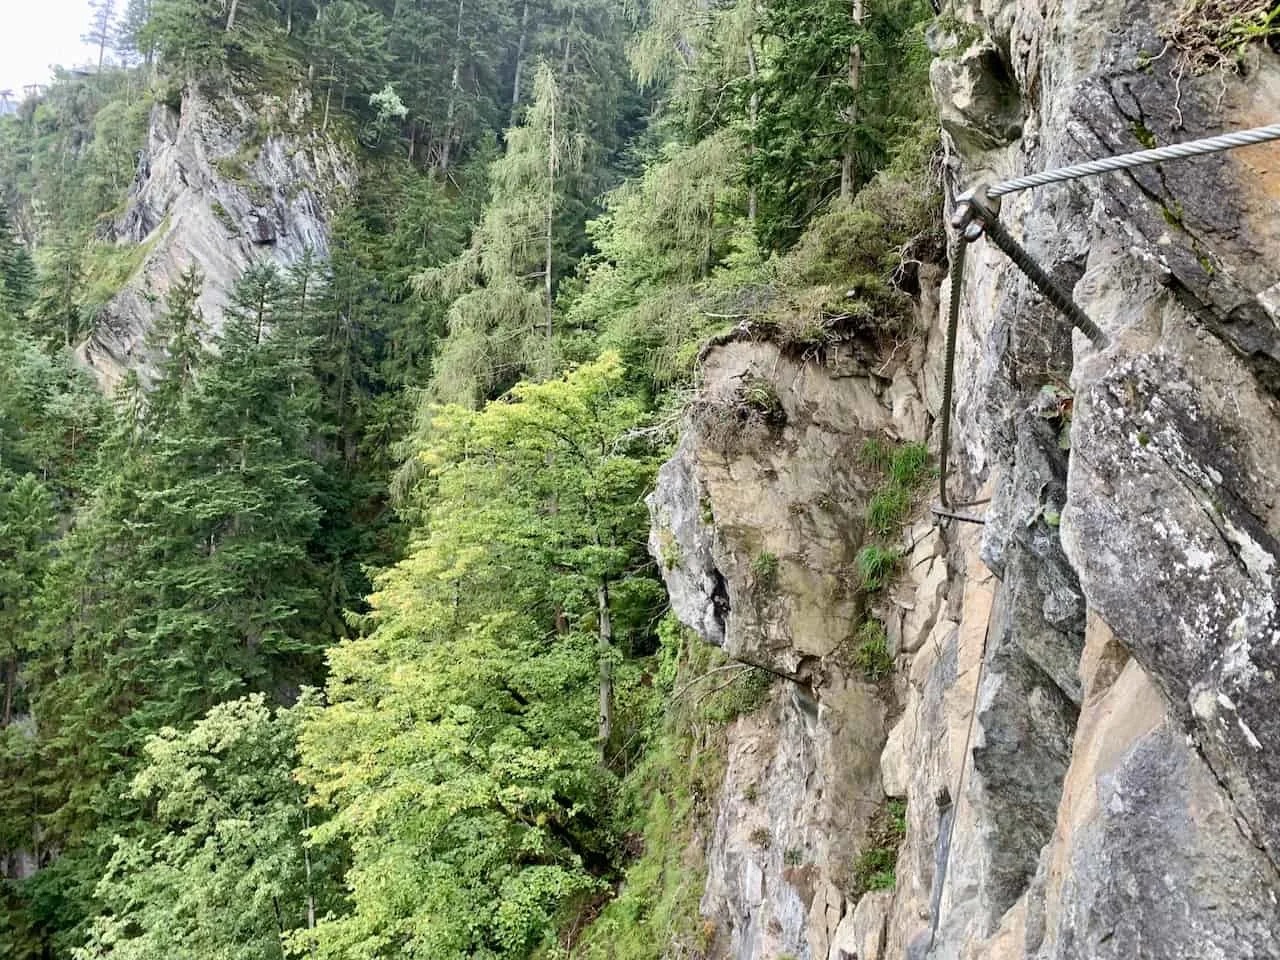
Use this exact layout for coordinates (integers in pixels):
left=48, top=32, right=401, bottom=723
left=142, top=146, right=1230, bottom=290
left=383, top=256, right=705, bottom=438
left=0, top=0, right=98, bottom=97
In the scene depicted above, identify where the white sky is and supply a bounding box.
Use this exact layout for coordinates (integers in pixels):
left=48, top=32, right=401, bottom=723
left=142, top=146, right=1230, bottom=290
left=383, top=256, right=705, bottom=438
left=0, top=0, right=98, bottom=96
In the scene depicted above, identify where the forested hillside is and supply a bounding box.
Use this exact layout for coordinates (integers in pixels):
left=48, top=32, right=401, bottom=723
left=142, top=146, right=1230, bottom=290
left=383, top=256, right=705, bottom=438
left=0, top=0, right=938, bottom=955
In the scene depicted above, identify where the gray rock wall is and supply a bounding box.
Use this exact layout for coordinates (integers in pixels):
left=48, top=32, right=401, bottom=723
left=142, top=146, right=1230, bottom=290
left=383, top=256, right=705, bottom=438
left=648, top=335, right=934, bottom=959
left=650, top=0, right=1280, bottom=955
left=78, top=86, right=354, bottom=388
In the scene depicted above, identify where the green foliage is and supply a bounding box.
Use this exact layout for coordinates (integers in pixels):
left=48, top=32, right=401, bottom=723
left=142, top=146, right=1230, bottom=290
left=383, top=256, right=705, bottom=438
left=853, top=620, right=893, bottom=682
left=857, top=436, right=932, bottom=604
left=298, top=354, right=663, bottom=958
left=570, top=618, right=741, bottom=960
left=751, top=550, right=779, bottom=590
left=889, top=441, right=930, bottom=488
left=856, top=545, right=899, bottom=592
left=80, top=235, right=159, bottom=318
left=0, top=0, right=944, bottom=953
left=1163, top=0, right=1280, bottom=72
left=750, top=0, right=935, bottom=250
left=0, top=204, right=35, bottom=314
left=13, top=262, right=332, bottom=953
left=419, top=63, right=606, bottom=406
left=0, top=71, right=151, bottom=249
left=859, top=437, right=892, bottom=471
left=866, top=485, right=911, bottom=535
left=740, top=378, right=784, bottom=420
left=847, top=798, right=907, bottom=897
left=853, top=846, right=898, bottom=893
left=75, top=694, right=341, bottom=960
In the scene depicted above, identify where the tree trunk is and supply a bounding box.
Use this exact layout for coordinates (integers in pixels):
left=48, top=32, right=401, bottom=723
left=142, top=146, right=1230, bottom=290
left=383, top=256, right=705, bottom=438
left=597, top=579, right=614, bottom=759
left=510, top=0, right=530, bottom=120
left=322, top=67, right=333, bottom=132
left=544, top=80, right=556, bottom=345
left=840, top=0, right=864, bottom=201
left=3, top=657, right=15, bottom=726
left=746, top=36, right=760, bottom=226
left=303, top=806, right=317, bottom=930
left=439, top=0, right=466, bottom=172
left=562, top=6, right=576, bottom=73
left=271, top=896, right=288, bottom=959
left=701, top=190, right=715, bottom=279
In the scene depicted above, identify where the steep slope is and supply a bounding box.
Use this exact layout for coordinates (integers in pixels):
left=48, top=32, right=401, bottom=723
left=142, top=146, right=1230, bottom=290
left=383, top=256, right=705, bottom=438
left=79, top=86, right=353, bottom=388
left=649, top=0, right=1280, bottom=957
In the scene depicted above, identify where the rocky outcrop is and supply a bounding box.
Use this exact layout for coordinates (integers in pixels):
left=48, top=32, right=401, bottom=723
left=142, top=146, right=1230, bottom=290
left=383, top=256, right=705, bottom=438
left=699, top=682, right=886, bottom=960
left=651, top=0, right=1280, bottom=955
left=649, top=335, right=933, bottom=959
left=79, top=86, right=353, bottom=388
left=649, top=340, right=909, bottom=677
left=911, top=0, right=1280, bottom=952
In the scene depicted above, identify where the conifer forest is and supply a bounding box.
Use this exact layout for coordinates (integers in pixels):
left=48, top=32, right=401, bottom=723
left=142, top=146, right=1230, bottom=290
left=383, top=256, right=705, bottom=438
left=0, top=0, right=942, bottom=955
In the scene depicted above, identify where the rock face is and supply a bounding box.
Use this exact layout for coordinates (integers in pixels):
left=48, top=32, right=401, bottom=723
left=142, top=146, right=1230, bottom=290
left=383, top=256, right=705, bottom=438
left=79, top=86, right=353, bottom=388
left=648, top=335, right=933, bottom=959
left=651, top=0, right=1280, bottom=955
left=649, top=341, right=907, bottom=678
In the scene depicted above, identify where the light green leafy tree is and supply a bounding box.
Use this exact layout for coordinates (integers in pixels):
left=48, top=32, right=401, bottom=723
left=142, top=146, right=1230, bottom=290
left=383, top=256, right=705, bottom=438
left=75, top=693, right=339, bottom=960
left=298, top=352, right=663, bottom=958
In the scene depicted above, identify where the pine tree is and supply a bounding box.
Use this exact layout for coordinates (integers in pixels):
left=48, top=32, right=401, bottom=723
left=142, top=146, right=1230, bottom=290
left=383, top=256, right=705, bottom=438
left=0, top=203, right=35, bottom=315
left=30, top=232, right=85, bottom=348
left=29, top=262, right=326, bottom=867
left=309, top=1, right=391, bottom=131
left=144, top=265, right=208, bottom=418
left=83, top=0, right=119, bottom=71
left=115, top=0, right=156, bottom=66
left=751, top=0, right=932, bottom=249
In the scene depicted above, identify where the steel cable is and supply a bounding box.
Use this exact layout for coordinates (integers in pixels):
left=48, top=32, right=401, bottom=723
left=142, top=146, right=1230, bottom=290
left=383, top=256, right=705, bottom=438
left=939, top=239, right=965, bottom=509
left=977, top=207, right=1110, bottom=350
left=988, top=123, right=1280, bottom=198
left=926, top=120, right=1280, bottom=958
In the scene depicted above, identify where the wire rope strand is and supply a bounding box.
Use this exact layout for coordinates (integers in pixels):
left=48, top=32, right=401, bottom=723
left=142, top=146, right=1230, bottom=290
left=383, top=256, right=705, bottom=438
left=987, top=123, right=1280, bottom=198
left=939, top=240, right=965, bottom=509
left=973, top=206, right=1110, bottom=349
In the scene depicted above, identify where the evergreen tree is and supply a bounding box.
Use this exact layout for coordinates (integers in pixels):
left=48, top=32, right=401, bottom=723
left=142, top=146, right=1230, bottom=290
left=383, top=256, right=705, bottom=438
left=30, top=232, right=86, bottom=348
left=143, top=264, right=208, bottom=417
left=30, top=263, right=326, bottom=861
left=0, top=203, right=35, bottom=314
left=417, top=63, right=590, bottom=406
left=751, top=0, right=932, bottom=249
left=309, top=1, right=390, bottom=131
left=115, top=0, right=156, bottom=66
left=83, top=0, right=119, bottom=71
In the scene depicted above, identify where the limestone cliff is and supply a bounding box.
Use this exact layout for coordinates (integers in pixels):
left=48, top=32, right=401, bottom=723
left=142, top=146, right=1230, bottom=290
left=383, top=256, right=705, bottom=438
left=649, top=0, right=1280, bottom=957
left=79, top=86, right=353, bottom=388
